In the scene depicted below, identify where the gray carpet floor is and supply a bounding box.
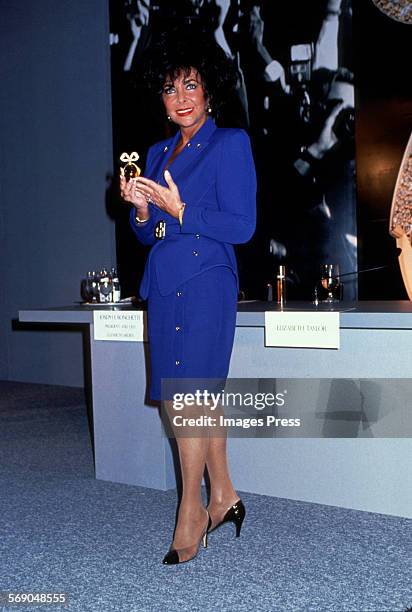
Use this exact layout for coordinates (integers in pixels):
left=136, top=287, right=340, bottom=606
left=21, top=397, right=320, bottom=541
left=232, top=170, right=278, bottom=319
left=0, top=381, right=411, bottom=612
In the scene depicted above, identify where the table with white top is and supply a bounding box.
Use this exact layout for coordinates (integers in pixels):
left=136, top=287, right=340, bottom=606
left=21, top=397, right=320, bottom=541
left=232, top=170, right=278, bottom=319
left=18, top=301, right=412, bottom=518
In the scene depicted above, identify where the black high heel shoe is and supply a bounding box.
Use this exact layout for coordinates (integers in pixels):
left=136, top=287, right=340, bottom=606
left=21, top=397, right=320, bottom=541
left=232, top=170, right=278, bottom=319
left=208, top=499, right=246, bottom=538
left=162, top=511, right=212, bottom=565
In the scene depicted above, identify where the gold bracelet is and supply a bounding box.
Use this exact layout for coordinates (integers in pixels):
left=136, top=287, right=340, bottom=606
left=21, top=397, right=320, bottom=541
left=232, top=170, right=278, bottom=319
left=135, top=212, right=149, bottom=224
left=178, top=202, right=186, bottom=226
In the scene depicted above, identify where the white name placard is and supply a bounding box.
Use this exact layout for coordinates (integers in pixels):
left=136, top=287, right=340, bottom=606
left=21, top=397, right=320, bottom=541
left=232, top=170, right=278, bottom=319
left=93, top=311, right=145, bottom=342
left=264, top=311, right=340, bottom=349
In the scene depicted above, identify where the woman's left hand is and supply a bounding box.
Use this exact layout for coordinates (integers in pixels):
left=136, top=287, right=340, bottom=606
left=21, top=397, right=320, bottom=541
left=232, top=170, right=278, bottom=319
left=134, top=170, right=183, bottom=219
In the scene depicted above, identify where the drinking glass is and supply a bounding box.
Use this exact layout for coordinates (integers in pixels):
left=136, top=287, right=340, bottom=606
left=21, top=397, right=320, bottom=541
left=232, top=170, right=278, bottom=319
left=320, top=264, right=341, bottom=303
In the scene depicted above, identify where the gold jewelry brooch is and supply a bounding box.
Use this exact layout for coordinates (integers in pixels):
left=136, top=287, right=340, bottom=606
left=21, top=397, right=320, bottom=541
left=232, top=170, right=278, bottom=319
left=178, top=202, right=186, bottom=226
left=119, top=152, right=141, bottom=181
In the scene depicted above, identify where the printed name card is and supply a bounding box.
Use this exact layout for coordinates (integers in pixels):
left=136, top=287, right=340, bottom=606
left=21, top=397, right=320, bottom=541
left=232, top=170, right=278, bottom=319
left=264, top=311, right=340, bottom=349
left=93, top=311, right=145, bottom=342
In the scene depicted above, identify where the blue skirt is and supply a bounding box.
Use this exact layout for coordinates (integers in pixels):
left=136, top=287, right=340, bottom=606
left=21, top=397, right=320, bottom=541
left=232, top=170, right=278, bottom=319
left=147, top=266, right=238, bottom=401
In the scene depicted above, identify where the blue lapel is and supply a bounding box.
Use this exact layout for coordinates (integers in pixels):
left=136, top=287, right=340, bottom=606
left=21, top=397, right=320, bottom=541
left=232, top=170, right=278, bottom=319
left=151, top=117, right=217, bottom=186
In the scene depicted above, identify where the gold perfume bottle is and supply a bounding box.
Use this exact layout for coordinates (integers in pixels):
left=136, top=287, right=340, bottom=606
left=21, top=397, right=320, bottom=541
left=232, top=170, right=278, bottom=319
left=119, top=152, right=141, bottom=181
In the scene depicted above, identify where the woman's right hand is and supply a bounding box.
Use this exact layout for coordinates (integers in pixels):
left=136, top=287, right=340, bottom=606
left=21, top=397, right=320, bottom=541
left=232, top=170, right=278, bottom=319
left=120, top=173, right=150, bottom=221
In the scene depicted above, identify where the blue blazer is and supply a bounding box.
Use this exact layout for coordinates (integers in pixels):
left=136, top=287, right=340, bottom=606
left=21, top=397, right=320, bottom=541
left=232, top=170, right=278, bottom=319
left=130, top=117, right=256, bottom=298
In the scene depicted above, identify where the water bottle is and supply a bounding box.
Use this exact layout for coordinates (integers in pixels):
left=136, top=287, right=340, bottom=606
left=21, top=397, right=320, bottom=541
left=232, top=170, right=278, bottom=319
left=111, top=267, right=121, bottom=303
left=91, top=270, right=99, bottom=302
left=99, top=268, right=112, bottom=303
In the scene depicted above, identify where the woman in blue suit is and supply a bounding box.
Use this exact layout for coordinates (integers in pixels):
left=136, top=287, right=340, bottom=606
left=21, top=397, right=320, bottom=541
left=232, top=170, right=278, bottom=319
left=120, top=35, right=256, bottom=565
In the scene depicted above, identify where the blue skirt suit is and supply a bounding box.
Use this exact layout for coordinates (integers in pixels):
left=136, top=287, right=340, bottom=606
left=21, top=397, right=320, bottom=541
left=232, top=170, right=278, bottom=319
left=130, top=117, right=256, bottom=401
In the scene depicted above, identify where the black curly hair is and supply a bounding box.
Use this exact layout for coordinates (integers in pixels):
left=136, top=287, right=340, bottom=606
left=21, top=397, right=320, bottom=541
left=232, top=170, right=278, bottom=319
left=141, top=28, right=238, bottom=116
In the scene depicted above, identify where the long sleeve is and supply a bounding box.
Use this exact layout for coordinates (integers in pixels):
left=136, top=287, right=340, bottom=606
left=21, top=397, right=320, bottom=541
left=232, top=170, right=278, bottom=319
left=129, top=202, right=161, bottom=246
left=180, top=130, right=256, bottom=244
left=313, top=11, right=340, bottom=71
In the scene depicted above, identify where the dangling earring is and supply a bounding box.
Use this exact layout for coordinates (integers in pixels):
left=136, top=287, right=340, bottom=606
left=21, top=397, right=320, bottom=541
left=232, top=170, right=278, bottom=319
left=167, top=115, right=172, bottom=122
left=207, top=106, right=212, bottom=114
